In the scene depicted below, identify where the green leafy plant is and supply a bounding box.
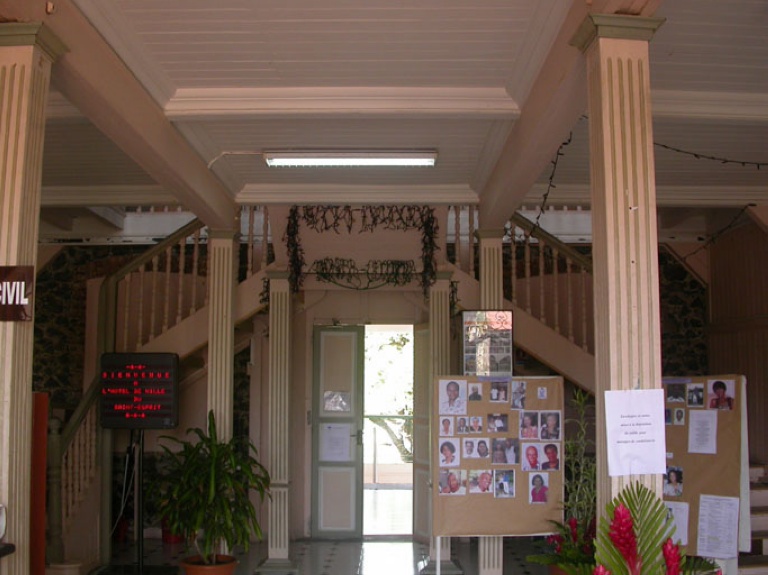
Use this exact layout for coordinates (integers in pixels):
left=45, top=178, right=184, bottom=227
left=528, top=388, right=597, bottom=575
left=155, top=410, right=271, bottom=565
left=594, top=482, right=718, bottom=575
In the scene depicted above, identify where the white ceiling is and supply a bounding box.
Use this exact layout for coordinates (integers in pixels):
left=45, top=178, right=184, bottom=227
left=4, top=0, right=765, bottom=240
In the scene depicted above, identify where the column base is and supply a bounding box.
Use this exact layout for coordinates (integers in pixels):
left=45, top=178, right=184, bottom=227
left=419, top=559, right=464, bottom=575
left=254, top=557, right=300, bottom=575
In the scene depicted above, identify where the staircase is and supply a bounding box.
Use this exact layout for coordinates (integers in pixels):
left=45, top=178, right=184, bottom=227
left=741, top=465, right=768, bottom=574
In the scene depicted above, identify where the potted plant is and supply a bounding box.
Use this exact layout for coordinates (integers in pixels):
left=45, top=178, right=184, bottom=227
left=528, top=388, right=598, bottom=575
left=155, top=410, right=271, bottom=574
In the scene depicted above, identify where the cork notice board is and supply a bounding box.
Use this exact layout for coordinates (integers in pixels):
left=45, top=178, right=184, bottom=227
left=432, top=375, right=564, bottom=536
left=662, top=374, right=744, bottom=558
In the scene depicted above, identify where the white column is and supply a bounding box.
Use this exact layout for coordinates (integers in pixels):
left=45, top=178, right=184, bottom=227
left=423, top=272, right=462, bottom=575
left=572, top=14, right=665, bottom=509
left=0, top=23, right=65, bottom=574
left=476, top=229, right=505, bottom=575
left=257, top=272, right=297, bottom=573
left=206, top=228, right=238, bottom=441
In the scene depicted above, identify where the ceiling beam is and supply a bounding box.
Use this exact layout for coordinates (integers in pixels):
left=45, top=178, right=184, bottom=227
left=478, top=0, right=663, bottom=229
left=0, top=0, right=237, bottom=230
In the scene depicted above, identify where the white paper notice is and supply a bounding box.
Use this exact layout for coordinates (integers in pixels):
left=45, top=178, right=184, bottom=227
left=688, top=409, right=717, bottom=454
left=664, top=501, right=689, bottom=545
left=320, top=423, right=352, bottom=462
left=605, top=389, right=667, bottom=477
left=697, top=494, right=739, bottom=559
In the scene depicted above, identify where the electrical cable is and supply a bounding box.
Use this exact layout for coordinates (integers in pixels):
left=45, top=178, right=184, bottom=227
left=110, top=432, right=137, bottom=537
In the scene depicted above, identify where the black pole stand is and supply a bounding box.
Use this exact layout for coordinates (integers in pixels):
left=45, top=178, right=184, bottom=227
left=137, top=429, right=144, bottom=573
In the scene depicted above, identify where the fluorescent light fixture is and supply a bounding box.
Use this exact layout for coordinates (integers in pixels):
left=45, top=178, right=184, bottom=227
left=264, top=150, right=437, bottom=167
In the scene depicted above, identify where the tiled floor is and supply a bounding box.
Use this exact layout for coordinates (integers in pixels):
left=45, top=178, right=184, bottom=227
left=104, top=536, right=548, bottom=575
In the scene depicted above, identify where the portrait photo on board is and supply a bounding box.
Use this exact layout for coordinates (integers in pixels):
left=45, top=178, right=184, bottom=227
left=456, top=416, right=469, bottom=434
left=469, top=415, right=484, bottom=433
left=439, top=438, right=461, bottom=467
left=663, top=466, right=684, bottom=497
left=494, top=469, right=515, bottom=498
left=540, top=443, right=560, bottom=470
left=489, top=379, right=509, bottom=403
left=439, top=379, right=468, bottom=415
left=487, top=413, right=509, bottom=433
left=520, top=411, right=539, bottom=439
left=475, top=438, right=491, bottom=459
left=511, top=380, right=526, bottom=409
left=491, top=438, right=513, bottom=464
left=673, top=408, right=685, bottom=426
left=439, top=416, right=454, bottom=436
left=666, top=383, right=686, bottom=403
left=439, top=469, right=467, bottom=496
left=521, top=443, right=541, bottom=470
left=539, top=411, right=561, bottom=440
left=468, top=383, right=483, bottom=401
left=687, top=383, right=704, bottom=408
left=707, top=379, right=735, bottom=410
left=463, top=437, right=483, bottom=459
left=529, top=472, right=549, bottom=504
left=468, top=469, right=494, bottom=494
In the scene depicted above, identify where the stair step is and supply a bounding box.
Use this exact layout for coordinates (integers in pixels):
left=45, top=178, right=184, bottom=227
left=752, top=531, right=768, bottom=555
left=753, top=508, right=768, bottom=532
left=754, top=484, right=768, bottom=508
left=739, top=554, right=768, bottom=575
left=750, top=465, right=768, bottom=484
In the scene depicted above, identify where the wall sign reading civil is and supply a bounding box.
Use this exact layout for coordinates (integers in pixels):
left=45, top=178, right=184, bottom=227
left=0, top=266, right=34, bottom=321
left=100, top=352, right=179, bottom=429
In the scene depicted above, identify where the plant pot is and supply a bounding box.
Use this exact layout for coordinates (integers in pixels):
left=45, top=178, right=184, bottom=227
left=180, top=555, right=237, bottom=575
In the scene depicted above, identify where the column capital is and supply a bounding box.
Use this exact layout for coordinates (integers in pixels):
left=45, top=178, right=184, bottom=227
left=266, top=270, right=291, bottom=282
left=571, top=14, right=665, bottom=53
left=474, top=228, right=506, bottom=241
left=207, top=227, right=239, bottom=241
left=0, top=23, right=67, bottom=61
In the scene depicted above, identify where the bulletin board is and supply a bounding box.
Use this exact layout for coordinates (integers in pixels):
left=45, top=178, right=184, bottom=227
left=662, top=374, right=747, bottom=559
left=432, top=375, right=564, bottom=536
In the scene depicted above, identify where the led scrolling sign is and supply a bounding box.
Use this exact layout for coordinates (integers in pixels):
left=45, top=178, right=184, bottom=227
left=100, top=353, right=179, bottom=429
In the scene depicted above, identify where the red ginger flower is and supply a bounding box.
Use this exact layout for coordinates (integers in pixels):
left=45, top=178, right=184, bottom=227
left=593, top=565, right=611, bottom=575
left=568, top=517, right=579, bottom=543
left=608, top=504, right=640, bottom=575
left=662, top=538, right=681, bottom=575
left=547, top=533, right=564, bottom=553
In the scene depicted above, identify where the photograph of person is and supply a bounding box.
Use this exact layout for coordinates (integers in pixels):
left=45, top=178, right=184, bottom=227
left=468, top=384, right=483, bottom=401
left=439, top=417, right=454, bottom=436
left=439, top=469, right=467, bottom=495
left=489, top=380, right=509, bottom=403
left=439, top=439, right=461, bottom=467
left=504, top=438, right=519, bottom=464
left=541, top=443, right=560, bottom=470
left=439, top=379, right=467, bottom=415
left=469, top=416, right=484, bottom=433
left=456, top=417, right=469, bottom=434
left=463, top=438, right=477, bottom=459
left=663, top=467, right=683, bottom=497
left=529, top=472, right=549, bottom=504
left=468, top=469, right=493, bottom=493
left=666, top=383, right=686, bottom=403
left=520, top=411, right=539, bottom=439
left=687, top=383, right=704, bottom=408
left=511, top=380, right=526, bottom=409
left=521, top=443, right=540, bottom=470
left=665, top=408, right=672, bottom=425
left=673, top=408, right=685, bottom=426
left=491, top=438, right=509, bottom=464
left=708, top=379, right=734, bottom=410
left=494, top=469, right=515, bottom=498
left=476, top=439, right=490, bottom=459
left=487, top=413, right=509, bottom=433
left=539, top=411, right=561, bottom=440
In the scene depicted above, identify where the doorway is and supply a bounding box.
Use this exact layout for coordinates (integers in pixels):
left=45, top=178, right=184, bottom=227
left=362, top=325, right=414, bottom=537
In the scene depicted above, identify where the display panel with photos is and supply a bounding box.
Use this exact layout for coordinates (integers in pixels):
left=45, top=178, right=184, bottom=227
left=432, top=375, right=564, bottom=537
left=462, top=311, right=513, bottom=377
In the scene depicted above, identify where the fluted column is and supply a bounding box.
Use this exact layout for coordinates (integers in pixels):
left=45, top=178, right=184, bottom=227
left=476, top=229, right=505, bottom=575
left=206, top=228, right=238, bottom=440
left=423, top=272, right=462, bottom=575
left=0, top=23, right=65, bottom=575
left=571, top=14, right=665, bottom=510
left=257, top=272, right=297, bottom=573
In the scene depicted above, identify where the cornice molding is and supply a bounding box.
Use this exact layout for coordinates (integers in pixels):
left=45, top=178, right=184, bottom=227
left=0, top=22, right=68, bottom=61
left=236, top=184, right=479, bottom=206
left=571, top=14, right=665, bottom=52
left=166, top=87, right=520, bottom=119
left=652, top=90, right=768, bottom=122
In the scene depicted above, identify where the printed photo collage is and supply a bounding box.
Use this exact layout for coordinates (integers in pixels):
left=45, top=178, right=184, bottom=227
left=437, top=377, right=561, bottom=504
left=661, top=377, right=736, bottom=500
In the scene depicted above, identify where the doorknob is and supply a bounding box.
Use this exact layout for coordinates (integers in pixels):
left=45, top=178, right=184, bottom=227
left=351, top=429, right=363, bottom=445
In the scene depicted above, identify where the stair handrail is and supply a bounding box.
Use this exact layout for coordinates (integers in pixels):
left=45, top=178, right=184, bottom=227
left=508, top=211, right=593, bottom=274
left=47, top=217, right=205, bottom=565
